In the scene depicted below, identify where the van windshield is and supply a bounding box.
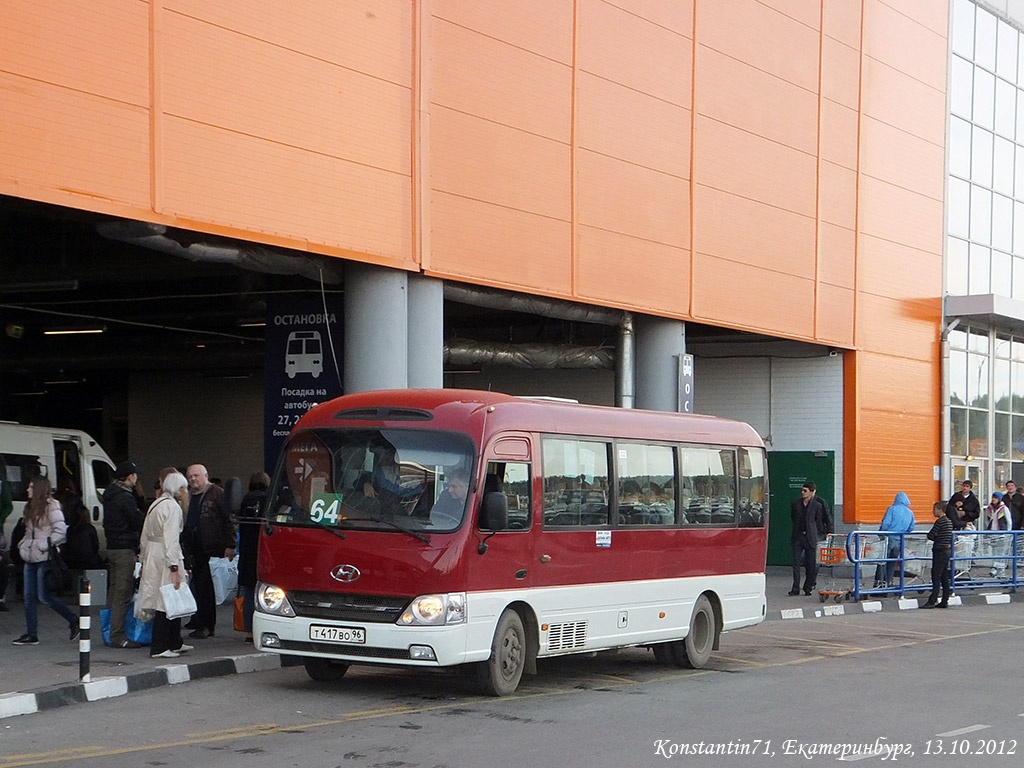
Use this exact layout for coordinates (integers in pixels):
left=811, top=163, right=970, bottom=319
left=269, top=428, right=476, bottom=534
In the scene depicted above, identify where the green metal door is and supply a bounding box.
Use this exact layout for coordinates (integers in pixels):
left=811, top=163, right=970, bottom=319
left=767, top=451, right=835, bottom=566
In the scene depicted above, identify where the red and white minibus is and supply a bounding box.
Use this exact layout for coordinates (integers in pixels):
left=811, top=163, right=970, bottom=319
left=254, top=389, right=768, bottom=695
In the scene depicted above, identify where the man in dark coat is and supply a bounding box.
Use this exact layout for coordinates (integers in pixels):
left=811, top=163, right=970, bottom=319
left=1003, top=480, right=1024, bottom=530
left=945, top=479, right=981, bottom=530
left=184, top=464, right=236, bottom=639
left=790, top=480, right=832, bottom=596
left=102, top=460, right=144, bottom=648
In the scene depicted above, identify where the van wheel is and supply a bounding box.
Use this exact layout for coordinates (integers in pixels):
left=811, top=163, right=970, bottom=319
left=303, top=658, right=349, bottom=682
left=477, top=609, right=525, bottom=696
left=677, top=595, right=715, bottom=669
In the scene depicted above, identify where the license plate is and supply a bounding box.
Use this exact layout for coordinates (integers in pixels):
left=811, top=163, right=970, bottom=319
left=309, top=625, right=366, bottom=644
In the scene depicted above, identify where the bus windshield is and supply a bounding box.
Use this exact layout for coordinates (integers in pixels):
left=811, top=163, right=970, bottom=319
left=269, top=427, right=476, bottom=534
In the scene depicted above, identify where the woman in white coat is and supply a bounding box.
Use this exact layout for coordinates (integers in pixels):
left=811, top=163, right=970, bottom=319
left=138, top=472, right=193, bottom=659
left=12, top=475, right=79, bottom=645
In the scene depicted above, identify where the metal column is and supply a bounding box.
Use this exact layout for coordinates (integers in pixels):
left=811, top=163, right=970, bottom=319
left=634, top=316, right=686, bottom=412
left=343, top=263, right=409, bottom=393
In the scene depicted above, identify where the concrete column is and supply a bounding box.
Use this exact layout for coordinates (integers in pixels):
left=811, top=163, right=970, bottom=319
left=343, top=263, right=408, bottom=393
left=634, top=316, right=686, bottom=412
left=408, top=274, right=444, bottom=389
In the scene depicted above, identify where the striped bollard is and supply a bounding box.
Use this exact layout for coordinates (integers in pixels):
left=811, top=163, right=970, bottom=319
left=79, top=576, right=91, bottom=683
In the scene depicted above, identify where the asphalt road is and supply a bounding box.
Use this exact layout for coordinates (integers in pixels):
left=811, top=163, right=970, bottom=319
left=2, top=604, right=1022, bottom=768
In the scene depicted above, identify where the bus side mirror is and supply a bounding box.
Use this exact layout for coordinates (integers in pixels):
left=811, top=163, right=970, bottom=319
left=477, top=491, right=508, bottom=555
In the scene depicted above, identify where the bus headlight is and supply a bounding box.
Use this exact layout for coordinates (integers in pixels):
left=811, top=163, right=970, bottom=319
left=397, top=593, right=466, bottom=626
left=256, top=582, right=296, bottom=617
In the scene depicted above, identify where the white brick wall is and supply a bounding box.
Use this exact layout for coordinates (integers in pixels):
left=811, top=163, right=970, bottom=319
left=696, top=355, right=844, bottom=502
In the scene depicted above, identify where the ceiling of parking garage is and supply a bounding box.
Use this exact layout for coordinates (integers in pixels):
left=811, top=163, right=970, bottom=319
left=0, top=195, right=829, bottom=432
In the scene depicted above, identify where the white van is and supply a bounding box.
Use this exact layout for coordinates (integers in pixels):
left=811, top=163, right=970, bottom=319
left=0, top=422, right=117, bottom=547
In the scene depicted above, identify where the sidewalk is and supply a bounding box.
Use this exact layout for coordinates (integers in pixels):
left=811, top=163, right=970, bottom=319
left=0, top=594, right=298, bottom=719
left=2, top=568, right=1020, bottom=719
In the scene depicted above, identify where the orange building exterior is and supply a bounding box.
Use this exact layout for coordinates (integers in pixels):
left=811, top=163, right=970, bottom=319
left=0, top=0, right=947, bottom=524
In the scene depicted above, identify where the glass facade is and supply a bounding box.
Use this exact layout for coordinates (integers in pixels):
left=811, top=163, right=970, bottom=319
left=946, top=0, right=1024, bottom=494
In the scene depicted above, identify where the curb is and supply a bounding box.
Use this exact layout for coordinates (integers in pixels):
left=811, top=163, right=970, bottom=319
left=767, top=590, right=1021, bottom=622
left=0, top=652, right=303, bottom=719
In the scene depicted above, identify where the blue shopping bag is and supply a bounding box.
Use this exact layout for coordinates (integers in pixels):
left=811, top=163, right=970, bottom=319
left=99, top=601, right=152, bottom=646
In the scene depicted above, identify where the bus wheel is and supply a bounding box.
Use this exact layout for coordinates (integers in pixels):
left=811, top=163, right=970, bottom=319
left=477, top=609, right=525, bottom=696
left=678, top=595, right=715, bottom=669
left=303, top=658, right=350, bottom=682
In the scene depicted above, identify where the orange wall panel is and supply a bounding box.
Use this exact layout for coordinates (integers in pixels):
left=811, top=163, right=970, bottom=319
left=819, top=98, right=859, bottom=171
left=575, top=73, right=690, bottom=179
left=823, top=0, right=862, bottom=49
left=815, top=283, right=855, bottom=346
left=821, top=36, right=861, bottom=110
left=693, top=253, right=814, bottom=337
left=859, top=236, right=944, bottom=302
left=696, top=46, right=818, bottom=155
left=819, top=160, right=857, bottom=230
left=858, top=351, right=942, bottom=416
left=860, top=119, right=944, bottom=202
left=818, top=223, right=856, bottom=289
left=576, top=227, right=690, bottom=313
left=600, top=0, right=694, bottom=31
left=432, top=0, right=573, bottom=64
left=160, top=12, right=411, bottom=177
left=862, top=0, right=947, bottom=92
left=576, top=150, right=688, bottom=247
left=578, top=0, right=691, bottom=106
left=857, top=295, right=940, bottom=363
left=0, top=74, right=150, bottom=208
left=160, top=118, right=412, bottom=259
left=431, top=18, right=572, bottom=142
left=862, top=59, right=946, bottom=146
left=167, top=0, right=413, bottom=86
left=858, top=176, right=943, bottom=256
left=429, top=192, right=572, bottom=293
left=1, top=0, right=149, bottom=106
left=693, top=185, right=816, bottom=277
left=698, top=0, right=819, bottom=92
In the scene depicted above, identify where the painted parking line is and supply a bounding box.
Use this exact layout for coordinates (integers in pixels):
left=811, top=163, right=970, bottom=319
left=937, top=724, right=992, bottom=737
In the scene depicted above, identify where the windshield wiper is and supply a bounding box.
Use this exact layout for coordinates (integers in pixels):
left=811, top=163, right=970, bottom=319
left=302, top=517, right=347, bottom=540
left=339, top=514, right=431, bottom=543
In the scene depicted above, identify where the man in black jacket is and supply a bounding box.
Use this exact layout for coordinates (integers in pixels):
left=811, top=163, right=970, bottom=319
left=103, top=461, right=144, bottom=649
left=184, top=464, right=236, bottom=639
left=1003, top=480, right=1024, bottom=530
left=790, top=480, right=832, bottom=596
left=945, top=479, right=981, bottom=530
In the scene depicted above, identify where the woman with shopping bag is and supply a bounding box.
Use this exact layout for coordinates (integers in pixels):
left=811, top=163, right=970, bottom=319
left=137, top=472, right=195, bottom=659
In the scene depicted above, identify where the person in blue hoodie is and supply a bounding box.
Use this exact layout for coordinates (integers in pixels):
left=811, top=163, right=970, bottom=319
left=873, top=492, right=916, bottom=589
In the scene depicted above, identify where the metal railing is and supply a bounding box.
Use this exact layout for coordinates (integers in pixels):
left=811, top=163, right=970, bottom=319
left=842, top=530, right=1022, bottom=600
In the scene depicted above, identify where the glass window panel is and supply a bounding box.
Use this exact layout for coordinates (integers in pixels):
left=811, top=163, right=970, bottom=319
left=951, top=55, right=974, bottom=119
left=971, top=127, right=993, bottom=185
left=616, top=442, right=676, bottom=526
left=952, top=0, right=975, bottom=58
left=996, top=333, right=1012, bottom=358
left=1013, top=414, right=1024, bottom=460
left=1018, top=89, right=1024, bottom=144
left=951, top=408, right=968, bottom=456
left=949, top=116, right=972, bottom=179
left=970, top=328, right=990, bottom=353
left=993, top=250, right=1012, bottom=295
left=949, top=177, right=970, bottom=238
left=968, top=352, right=990, bottom=408
left=993, top=195, right=1013, bottom=251
left=998, top=21, right=1019, bottom=81
left=1013, top=341, right=1024, bottom=362
left=996, top=461, right=1012, bottom=488
left=994, top=136, right=1014, bottom=195
left=950, top=348, right=968, bottom=406
left=1014, top=257, right=1024, bottom=300
left=971, top=186, right=992, bottom=244
left=738, top=448, right=765, bottom=528
left=996, top=412, right=1012, bottom=460
left=1015, top=202, right=1024, bottom=253
left=948, top=236, right=969, bottom=288
left=680, top=446, right=736, bottom=527
left=969, top=243, right=991, bottom=294
left=1014, top=362, right=1024, bottom=410
left=969, top=409, right=990, bottom=457
left=974, top=67, right=995, bottom=129
left=976, top=8, right=997, bottom=72
left=996, top=78, right=1016, bottom=137
left=542, top=437, right=610, bottom=527
left=951, top=328, right=969, bottom=350
left=1017, top=145, right=1024, bottom=200
left=996, top=357, right=1012, bottom=409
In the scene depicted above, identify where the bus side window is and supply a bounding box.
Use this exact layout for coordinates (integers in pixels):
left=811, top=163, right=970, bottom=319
left=542, top=437, right=609, bottom=528
left=680, top=445, right=736, bottom=527
left=479, top=462, right=532, bottom=531
left=738, top=448, right=766, bottom=528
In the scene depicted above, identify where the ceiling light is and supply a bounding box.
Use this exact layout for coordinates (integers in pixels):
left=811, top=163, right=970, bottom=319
left=43, top=327, right=105, bottom=336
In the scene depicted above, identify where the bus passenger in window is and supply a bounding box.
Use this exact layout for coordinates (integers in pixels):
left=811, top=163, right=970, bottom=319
left=430, top=469, right=470, bottom=528
left=365, top=443, right=421, bottom=514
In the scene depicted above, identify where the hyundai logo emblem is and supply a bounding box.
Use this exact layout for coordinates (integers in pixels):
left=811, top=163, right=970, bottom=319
left=331, top=564, right=361, bottom=583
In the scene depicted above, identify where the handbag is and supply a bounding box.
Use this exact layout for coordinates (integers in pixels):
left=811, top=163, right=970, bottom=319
left=160, top=581, right=198, bottom=621
left=233, top=595, right=245, bottom=632
left=43, top=537, right=69, bottom=593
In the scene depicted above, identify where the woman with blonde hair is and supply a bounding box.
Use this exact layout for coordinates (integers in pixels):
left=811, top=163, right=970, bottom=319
left=137, top=472, right=193, bottom=658
left=12, top=475, right=79, bottom=645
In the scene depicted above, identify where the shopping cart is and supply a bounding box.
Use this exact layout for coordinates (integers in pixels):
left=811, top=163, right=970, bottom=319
left=817, top=533, right=854, bottom=603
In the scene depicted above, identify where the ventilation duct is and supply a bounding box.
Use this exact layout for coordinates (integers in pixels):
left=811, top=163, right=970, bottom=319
left=444, top=338, right=614, bottom=369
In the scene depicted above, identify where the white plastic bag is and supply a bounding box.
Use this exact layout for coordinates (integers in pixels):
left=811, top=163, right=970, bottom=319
left=160, top=582, right=198, bottom=621
left=209, top=556, right=239, bottom=605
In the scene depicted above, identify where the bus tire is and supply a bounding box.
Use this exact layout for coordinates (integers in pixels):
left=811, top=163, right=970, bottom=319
left=477, top=609, right=526, bottom=696
left=678, top=595, right=715, bottom=669
left=303, top=658, right=350, bottom=682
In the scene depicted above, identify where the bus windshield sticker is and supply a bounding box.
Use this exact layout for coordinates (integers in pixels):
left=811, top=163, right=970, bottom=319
left=596, top=530, right=611, bottom=548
